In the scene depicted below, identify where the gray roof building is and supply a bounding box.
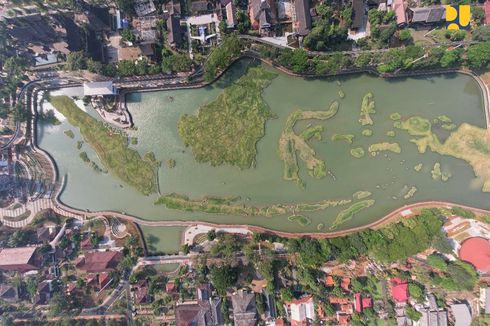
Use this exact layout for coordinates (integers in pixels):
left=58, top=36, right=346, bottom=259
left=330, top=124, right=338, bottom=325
left=231, top=290, right=257, bottom=326
left=351, top=0, right=366, bottom=29
left=450, top=304, right=471, bottom=326
left=83, top=81, right=116, bottom=96
left=167, top=15, right=183, bottom=47
left=293, top=0, right=312, bottom=36
left=409, top=6, right=445, bottom=24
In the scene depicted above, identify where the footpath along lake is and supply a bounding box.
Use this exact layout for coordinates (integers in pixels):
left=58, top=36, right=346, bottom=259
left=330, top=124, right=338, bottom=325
left=38, top=60, right=489, bottom=233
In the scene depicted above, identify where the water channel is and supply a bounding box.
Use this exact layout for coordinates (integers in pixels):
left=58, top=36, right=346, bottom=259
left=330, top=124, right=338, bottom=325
left=38, top=60, right=489, bottom=233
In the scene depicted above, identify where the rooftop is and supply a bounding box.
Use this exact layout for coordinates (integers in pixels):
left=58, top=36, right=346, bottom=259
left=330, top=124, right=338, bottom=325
left=459, top=237, right=490, bottom=273
left=0, top=247, right=38, bottom=267
left=83, top=81, right=115, bottom=96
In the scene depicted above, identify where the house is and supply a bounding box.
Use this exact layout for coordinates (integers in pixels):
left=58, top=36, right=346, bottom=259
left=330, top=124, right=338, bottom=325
left=225, top=1, right=238, bottom=28
left=354, top=293, right=373, bottom=313
left=99, top=272, right=111, bottom=289
left=293, top=0, right=312, bottom=36
left=341, top=277, right=350, bottom=292
left=408, top=6, right=445, bottom=24
left=284, top=295, right=315, bottom=326
left=76, top=251, right=123, bottom=273
left=337, top=314, right=351, bottom=325
left=231, top=290, right=257, bottom=326
left=249, top=0, right=277, bottom=35
left=450, top=303, right=471, bottom=326
left=0, top=247, right=40, bottom=273
left=83, top=81, right=116, bottom=96
left=351, top=0, right=366, bottom=30
left=325, top=275, right=335, bottom=287
left=393, top=0, right=407, bottom=26
left=329, top=297, right=349, bottom=305
left=66, top=282, right=77, bottom=295
left=416, top=308, right=448, bottom=326
left=167, top=15, right=183, bottom=48
left=340, top=303, right=353, bottom=314
left=134, top=0, right=157, bottom=17
left=134, top=280, right=150, bottom=305
left=33, top=280, right=52, bottom=305
left=0, top=284, right=18, bottom=303
left=175, top=301, right=219, bottom=326
left=391, top=278, right=409, bottom=303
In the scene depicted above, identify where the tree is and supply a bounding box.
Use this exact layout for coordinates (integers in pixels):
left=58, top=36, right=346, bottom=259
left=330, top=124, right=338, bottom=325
left=472, top=7, right=485, bottom=26
left=26, top=277, right=38, bottom=299
left=426, top=254, right=448, bottom=270
left=467, top=41, right=490, bottom=69
left=121, top=28, right=136, bottom=43
left=355, top=53, right=372, bottom=67
left=399, top=29, right=412, bottom=43
left=181, top=244, right=190, bottom=255
left=209, top=265, right=238, bottom=295
left=65, top=51, right=86, bottom=71
left=406, top=306, right=422, bottom=321
left=115, top=0, right=134, bottom=14
left=473, top=25, right=490, bottom=41
left=204, top=34, right=241, bottom=81
left=207, top=230, right=216, bottom=241
left=440, top=50, right=460, bottom=68
left=117, top=60, right=137, bottom=76
left=87, top=58, right=103, bottom=74
left=408, top=282, right=425, bottom=302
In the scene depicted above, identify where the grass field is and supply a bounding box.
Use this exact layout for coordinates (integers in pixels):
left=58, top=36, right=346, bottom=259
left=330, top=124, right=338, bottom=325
left=178, top=67, right=278, bottom=169
left=140, top=225, right=185, bottom=254
left=50, top=96, right=159, bottom=195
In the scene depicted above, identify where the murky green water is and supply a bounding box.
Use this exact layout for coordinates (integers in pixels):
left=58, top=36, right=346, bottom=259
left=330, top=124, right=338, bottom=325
left=38, top=60, right=489, bottom=232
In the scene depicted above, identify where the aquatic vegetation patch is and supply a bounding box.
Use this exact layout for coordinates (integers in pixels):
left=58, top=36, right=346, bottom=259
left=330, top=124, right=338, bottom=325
left=397, top=120, right=490, bottom=190
left=362, top=129, right=373, bottom=136
left=179, top=67, right=278, bottom=169
left=155, top=193, right=352, bottom=217
left=441, top=123, right=457, bottom=130
left=368, top=142, right=401, bottom=155
left=288, top=215, right=311, bottom=226
left=390, top=112, right=401, bottom=121
left=50, top=96, right=159, bottom=195
left=64, top=130, right=74, bottom=139
left=414, top=163, right=423, bottom=172
left=79, top=151, right=90, bottom=163
left=386, top=131, right=396, bottom=137
left=338, top=90, right=345, bottom=98
left=279, top=101, right=339, bottom=185
left=395, top=116, right=432, bottom=136
left=166, top=159, right=176, bottom=168
left=353, top=191, right=372, bottom=200
left=350, top=147, right=365, bottom=158
left=331, top=134, right=354, bottom=144
left=317, top=223, right=324, bottom=230
left=431, top=162, right=451, bottom=181
left=76, top=141, right=83, bottom=150
left=359, top=92, right=376, bottom=126
left=330, top=199, right=376, bottom=230
left=403, top=186, right=417, bottom=199
left=300, top=125, right=324, bottom=141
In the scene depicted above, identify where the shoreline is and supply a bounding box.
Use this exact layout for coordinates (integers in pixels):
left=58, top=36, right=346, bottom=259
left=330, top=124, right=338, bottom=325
left=5, top=59, right=490, bottom=237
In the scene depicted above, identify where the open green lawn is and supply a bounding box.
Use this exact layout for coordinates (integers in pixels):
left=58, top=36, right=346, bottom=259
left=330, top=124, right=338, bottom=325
left=50, top=96, right=159, bottom=195
left=178, top=66, right=278, bottom=169
left=140, top=225, right=185, bottom=254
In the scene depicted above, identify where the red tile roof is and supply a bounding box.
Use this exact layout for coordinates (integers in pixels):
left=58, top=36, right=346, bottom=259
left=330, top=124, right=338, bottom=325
left=325, top=275, right=335, bottom=286
left=341, top=278, right=350, bottom=292
left=459, top=237, right=490, bottom=273
left=275, top=318, right=285, bottom=326
left=286, top=295, right=313, bottom=305
left=78, top=251, right=122, bottom=273
left=391, top=278, right=409, bottom=303
left=0, top=247, right=39, bottom=272
left=329, top=297, right=349, bottom=304
left=99, top=272, right=111, bottom=289
left=166, top=281, right=176, bottom=292
left=355, top=293, right=362, bottom=313
left=338, top=314, right=351, bottom=325
left=393, top=0, right=407, bottom=25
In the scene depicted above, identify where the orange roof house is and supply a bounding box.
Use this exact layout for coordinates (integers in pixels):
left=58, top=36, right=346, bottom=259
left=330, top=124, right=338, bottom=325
left=459, top=237, right=490, bottom=273
left=76, top=251, right=122, bottom=273
left=337, top=314, right=351, bottom=325
left=166, top=281, right=176, bottom=293
left=329, top=297, right=349, bottom=305
left=341, top=278, right=350, bottom=292
left=325, top=275, right=335, bottom=287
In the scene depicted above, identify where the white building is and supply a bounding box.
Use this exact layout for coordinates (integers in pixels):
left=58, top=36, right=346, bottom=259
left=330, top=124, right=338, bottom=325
left=83, top=81, right=116, bottom=96
left=285, top=295, right=315, bottom=325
